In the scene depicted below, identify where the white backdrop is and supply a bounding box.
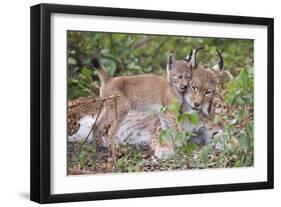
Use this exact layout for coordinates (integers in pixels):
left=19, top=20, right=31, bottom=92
left=0, top=0, right=279, bottom=206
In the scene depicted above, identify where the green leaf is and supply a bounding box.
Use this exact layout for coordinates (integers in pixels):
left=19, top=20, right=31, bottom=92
left=101, top=58, right=117, bottom=77
left=186, top=111, right=199, bottom=125
left=71, top=79, right=79, bottom=83
left=81, top=67, right=92, bottom=79
left=239, top=68, right=249, bottom=93
left=127, top=62, right=141, bottom=71
left=175, top=131, right=191, bottom=142
left=235, top=96, right=244, bottom=105
left=234, top=160, right=241, bottom=167
left=185, top=143, right=197, bottom=154
left=199, top=145, right=212, bottom=164
left=177, top=114, right=185, bottom=123
left=127, top=165, right=135, bottom=172
left=224, top=93, right=234, bottom=104
left=249, top=78, right=254, bottom=92
left=238, top=130, right=249, bottom=151
left=179, top=142, right=197, bottom=154
left=237, top=110, right=244, bottom=123
left=168, top=100, right=180, bottom=113
left=159, top=129, right=173, bottom=144
left=68, top=57, right=77, bottom=65
left=213, top=114, right=221, bottom=124
left=143, top=66, right=153, bottom=73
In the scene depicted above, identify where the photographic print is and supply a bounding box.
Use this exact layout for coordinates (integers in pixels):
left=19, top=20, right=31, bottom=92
left=31, top=4, right=273, bottom=203
left=67, top=31, right=254, bottom=175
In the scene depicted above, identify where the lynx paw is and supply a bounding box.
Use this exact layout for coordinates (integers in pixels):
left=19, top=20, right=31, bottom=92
left=154, top=147, right=174, bottom=159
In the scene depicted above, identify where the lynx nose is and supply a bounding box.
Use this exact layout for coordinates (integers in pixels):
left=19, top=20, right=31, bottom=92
left=179, top=85, right=187, bottom=91
left=194, top=102, right=200, bottom=108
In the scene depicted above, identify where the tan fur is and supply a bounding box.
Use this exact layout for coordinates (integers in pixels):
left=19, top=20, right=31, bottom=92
left=117, top=60, right=223, bottom=158
left=97, top=67, right=110, bottom=84
left=184, top=65, right=221, bottom=116
left=98, top=74, right=181, bottom=138
left=93, top=55, right=192, bottom=154
left=102, top=74, right=178, bottom=108
left=116, top=110, right=180, bottom=159
left=167, top=60, right=192, bottom=92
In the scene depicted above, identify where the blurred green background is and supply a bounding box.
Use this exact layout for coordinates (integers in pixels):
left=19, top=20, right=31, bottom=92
left=67, top=31, right=253, bottom=100
left=67, top=31, right=254, bottom=171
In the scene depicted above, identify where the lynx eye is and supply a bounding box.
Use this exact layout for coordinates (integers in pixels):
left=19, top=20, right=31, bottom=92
left=191, top=86, right=197, bottom=91
left=205, top=90, right=212, bottom=95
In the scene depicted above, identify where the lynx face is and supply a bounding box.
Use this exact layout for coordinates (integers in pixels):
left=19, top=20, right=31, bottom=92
left=167, top=61, right=192, bottom=93
left=166, top=54, right=193, bottom=93
left=185, top=66, right=222, bottom=116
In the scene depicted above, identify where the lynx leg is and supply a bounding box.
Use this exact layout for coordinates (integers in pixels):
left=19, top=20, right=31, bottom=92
left=91, top=107, right=109, bottom=149
left=103, top=93, right=130, bottom=157
left=151, top=125, right=175, bottom=159
left=152, top=135, right=174, bottom=159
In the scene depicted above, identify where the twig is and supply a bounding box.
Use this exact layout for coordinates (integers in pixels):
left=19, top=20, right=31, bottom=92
left=81, top=100, right=105, bottom=146
left=81, top=94, right=121, bottom=146
left=114, top=95, right=118, bottom=121
left=112, top=94, right=119, bottom=172
left=68, top=98, right=98, bottom=109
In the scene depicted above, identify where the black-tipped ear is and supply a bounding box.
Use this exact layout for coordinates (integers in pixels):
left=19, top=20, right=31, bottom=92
left=167, top=53, right=177, bottom=70
left=91, top=55, right=101, bottom=69
left=187, top=47, right=204, bottom=69
left=185, top=49, right=193, bottom=62
left=212, top=49, right=224, bottom=72
left=208, top=99, right=213, bottom=115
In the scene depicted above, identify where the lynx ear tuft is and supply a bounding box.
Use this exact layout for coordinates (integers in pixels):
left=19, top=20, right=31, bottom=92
left=167, top=53, right=177, bottom=70
left=185, top=49, right=193, bottom=62
left=187, top=47, right=204, bottom=69
left=212, top=49, right=224, bottom=72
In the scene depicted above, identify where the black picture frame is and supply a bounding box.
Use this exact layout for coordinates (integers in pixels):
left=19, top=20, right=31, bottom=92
left=30, top=3, right=274, bottom=204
